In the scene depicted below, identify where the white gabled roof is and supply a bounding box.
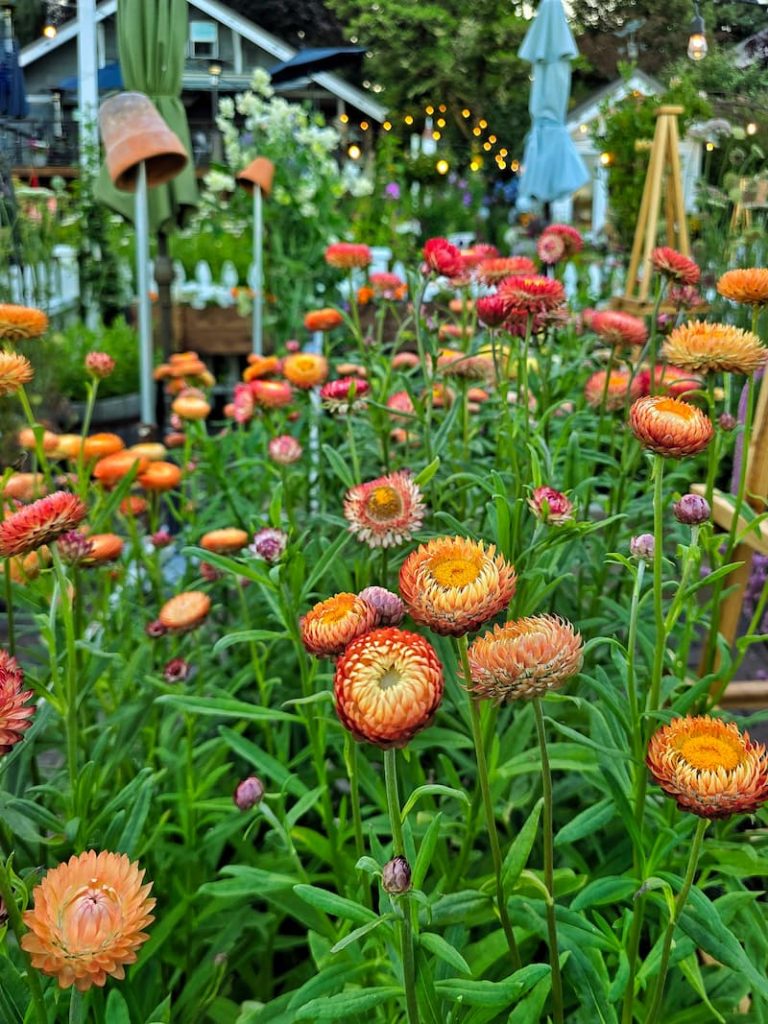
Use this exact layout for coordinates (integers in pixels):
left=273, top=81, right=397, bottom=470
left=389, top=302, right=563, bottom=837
left=19, top=0, right=387, bottom=122
left=566, top=70, right=663, bottom=131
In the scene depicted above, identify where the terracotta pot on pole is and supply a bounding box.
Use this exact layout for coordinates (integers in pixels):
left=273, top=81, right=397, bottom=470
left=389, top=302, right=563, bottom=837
left=99, top=93, right=188, bottom=429
left=237, top=157, right=275, bottom=356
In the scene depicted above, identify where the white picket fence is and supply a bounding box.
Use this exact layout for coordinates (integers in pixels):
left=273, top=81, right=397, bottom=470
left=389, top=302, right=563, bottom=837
left=0, top=244, right=81, bottom=315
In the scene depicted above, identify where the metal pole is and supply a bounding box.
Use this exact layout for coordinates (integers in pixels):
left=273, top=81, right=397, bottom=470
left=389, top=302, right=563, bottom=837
left=76, top=0, right=99, bottom=167
left=252, top=184, right=263, bottom=355
left=135, top=162, right=155, bottom=426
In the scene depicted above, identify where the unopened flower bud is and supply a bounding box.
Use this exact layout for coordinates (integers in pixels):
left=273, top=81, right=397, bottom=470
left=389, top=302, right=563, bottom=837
left=528, top=485, right=574, bottom=525
left=145, top=618, right=167, bottom=638
left=358, top=586, right=405, bottom=627
left=85, top=351, right=116, bottom=379
left=163, top=658, right=190, bottom=683
left=382, top=855, right=411, bottom=894
left=234, top=776, right=264, bottom=810
left=630, top=534, right=655, bottom=561
left=250, top=527, right=288, bottom=564
left=151, top=529, right=173, bottom=548
left=57, top=530, right=94, bottom=566
left=268, top=435, right=303, bottom=465
left=200, top=561, right=222, bottom=582
left=719, top=412, right=736, bottom=432
left=673, top=493, right=710, bottom=526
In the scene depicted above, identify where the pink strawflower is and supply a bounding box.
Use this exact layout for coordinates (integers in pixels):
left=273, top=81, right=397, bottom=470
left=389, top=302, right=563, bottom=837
left=536, top=232, right=566, bottom=265
left=423, top=238, right=462, bottom=278
left=528, top=486, right=574, bottom=525
left=320, top=377, right=370, bottom=415
left=358, top=586, right=406, bottom=626
left=268, top=435, right=303, bottom=465
left=0, top=651, right=34, bottom=754
left=85, top=352, right=116, bottom=379
left=250, top=528, right=287, bottom=564
left=344, top=471, right=426, bottom=549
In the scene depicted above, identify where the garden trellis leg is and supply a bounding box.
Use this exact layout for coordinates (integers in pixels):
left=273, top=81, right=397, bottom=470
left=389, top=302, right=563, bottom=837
left=613, top=105, right=689, bottom=314
left=692, top=369, right=768, bottom=707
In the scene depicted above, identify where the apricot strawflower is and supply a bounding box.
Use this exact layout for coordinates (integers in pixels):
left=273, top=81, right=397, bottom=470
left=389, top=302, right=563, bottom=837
left=81, top=433, right=125, bottom=462
left=399, top=536, right=516, bottom=637
left=304, top=308, right=344, bottom=332
left=3, top=472, right=46, bottom=503
left=638, top=364, right=703, bottom=399
left=717, top=268, right=768, bottom=307
left=158, top=591, right=211, bottom=632
left=300, top=592, right=376, bottom=657
left=0, top=303, right=48, bottom=340
left=334, top=627, right=444, bottom=747
left=21, top=850, right=155, bottom=991
left=137, top=462, right=182, bottom=492
left=629, top=395, right=713, bottom=457
left=344, top=470, right=426, bottom=548
left=0, top=491, right=87, bottom=558
left=282, top=352, right=329, bottom=389
left=663, top=321, right=767, bottom=376
left=172, top=392, right=211, bottom=420
left=92, top=451, right=149, bottom=487
left=646, top=715, right=768, bottom=818
left=243, top=355, right=281, bottom=381
left=584, top=368, right=642, bottom=411
left=83, top=533, right=124, bottom=565
left=201, top=528, right=249, bottom=554
left=325, top=242, right=372, bottom=269
left=251, top=379, right=293, bottom=409
left=0, top=351, right=33, bottom=395
left=468, top=615, right=583, bottom=702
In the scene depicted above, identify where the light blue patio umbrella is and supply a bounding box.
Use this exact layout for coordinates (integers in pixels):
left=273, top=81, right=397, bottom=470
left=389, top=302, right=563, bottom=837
left=517, top=0, right=588, bottom=205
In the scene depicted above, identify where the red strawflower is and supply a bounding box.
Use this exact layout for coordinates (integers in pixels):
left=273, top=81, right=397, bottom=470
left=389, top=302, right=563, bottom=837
left=652, top=247, right=701, bottom=287
left=498, top=274, right=566, bottom=315
left=476, top=295, right=509, bottom=327
left=0, top=651, right=34, bottom=754
left=591, top=310, right=648, bottom=348
left=422, top=238, right=463, bottom=278
left=325, top=243, right=372, bottom=270
left=0, top=492, right=87, bottom=558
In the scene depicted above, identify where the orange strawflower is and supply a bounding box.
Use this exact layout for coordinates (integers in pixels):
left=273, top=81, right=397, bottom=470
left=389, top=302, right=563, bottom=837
left=646, top=715, right=768, bottom=819
left=129, top=443, right=167, bottom=462
left=251, top=380, right=293, bottom=409
left=325, top=242, right=372, bottom=269
left=282, top=353, right=329, bottom=389
left=172, top=392, right=211, bottom=421
left=158, top=591, right=211, bottom=632
left=18, top=427, right=58, bottom=453
left=591, top=310, right=648, bottom=348
left=92, top=451, right=149, bottom=486
left=334, top=627, right=444, bottom=747
left=200, top=528, right=249, bottom=554
left=399, top=536, right=516, bottom=637
left=584, top=368, right=642, bottom=411
left=0, top=651, right=34, bottom=753
left=0, top=352, right=33, bottom=395
left=468, top=615, right=583, bottom=702
left=3, top=473, right=46, bottom=503
left=663, top=321, right=767, bottom=376
left=81, top=433, right=125, bottom=462
left=304, top=308, right=344, bottom=332
left=0, top=304, right=48, bottom=341
left=83, top=533, right=123, bottom=565
left=119, top=496, right=148, bottom=517
left=245, top=354, right=281, bottom=375
left=717, top=268, right=768, bottom=307
left=21, top=850, right=155, bottom=991
left=52, top=434, right=82, bottom=460
left=629, top=395, right=713, bottom=458
left=343, top=471, right=426, bottom=548
left=0, top=491, right=87, bottom=558
left=137, top=462, right=183, bottom=492
left=300, top=593, right=376, bottom=657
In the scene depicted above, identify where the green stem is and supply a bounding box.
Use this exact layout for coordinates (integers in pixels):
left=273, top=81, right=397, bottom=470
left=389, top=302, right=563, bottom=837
left=646, top=456, right=666, bottom=719
left=75, top=380, right=99, bottom=501
left=457, top=636, right=522, bottom=971
left=51, top=546, right=80, bottom=818
left=4, top=558, right=15, bottom=656
left=626, top=560, right=646, bottom=778
left=69, top=988, right=84, bottom=1024
left=0, top=858, right=49, bottom=1024
left=645, top=818, right=708, bottom=1024
left=704, top=376, right=719, bottom=507
left=383, top=748, right=419, bottom=1024
left=16, top=386, right=53, bottom=489
left=344, top=734, right=370, bottom=907
left=532, top=699, right=564, bottom=1024
left=346, top=416, right=361, bottom=485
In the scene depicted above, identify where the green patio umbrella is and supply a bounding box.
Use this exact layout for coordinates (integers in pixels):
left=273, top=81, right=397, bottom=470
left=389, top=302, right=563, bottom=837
left=95, top=0, right=198, bottom=231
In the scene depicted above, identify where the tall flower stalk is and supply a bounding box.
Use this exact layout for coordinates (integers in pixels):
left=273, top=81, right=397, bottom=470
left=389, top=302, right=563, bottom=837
left=384, top=748, right=419, bottom=1024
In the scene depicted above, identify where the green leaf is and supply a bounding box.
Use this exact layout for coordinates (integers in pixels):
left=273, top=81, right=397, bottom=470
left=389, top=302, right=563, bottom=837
left=115, top=774, right=153, bottom=857
left=330, top=914, right=393, bottom=953
left=213, top=629, right=286, bottom=654
left=293, top=884, right=378, bottom=925
left=420, top=931, right=471, bottom=974
left=105, top=989, right=131, bottom=1024
left=293, top=987, right=403, bottom=1020
left=286, top=964, right=371, bottom=1011
left=678, top=954, right=726, bottom=1024
left=508, top=970, right=552, bottom=1024
left=435, top=964, right=550, bottom=1007
left=413, top=813, right=442, bottom=890
left=0, top=957, right=28, bottom=1024
left=571, top=877, right=639, bottom=911
left=555, top=799, right=615, bottom=847
left=400, top=784, right=469, bottom=820
left=155, top=694, right=297, bottom=723
left=414, top=456, right=441, bottom=486
left=301, top=532, right=352, bottom=600
left=219, top=727, right=308, bottom=797
left=502, top=798, right=543, bottom=890
left=322, top=444, right=356, bottom=488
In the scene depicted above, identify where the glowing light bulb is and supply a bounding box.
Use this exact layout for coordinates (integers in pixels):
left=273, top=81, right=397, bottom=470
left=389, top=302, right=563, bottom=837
left=348, top=144, right=362, bottom=160
left=436, top=158, right=449, bottom=175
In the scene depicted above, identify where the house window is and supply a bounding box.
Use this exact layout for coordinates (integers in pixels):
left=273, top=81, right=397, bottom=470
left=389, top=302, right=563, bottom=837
left=189, top=21, right=219, bottom=60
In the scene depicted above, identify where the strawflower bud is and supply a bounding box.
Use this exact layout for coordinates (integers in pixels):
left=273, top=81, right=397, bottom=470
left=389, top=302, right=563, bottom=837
left=268, top=435, right=303, bottom=465
left=673, top=493, right=710, bottom=526
left=250, top=527, right=287, bottom=564
left=85, top=351, right=116, bottom=379
left=719, top=412, right=736, bottom=431
left=528, top=486, right=574, bottom=525
left=234, top=776, right=264, bottom=810
left=630, top=534, right=655, bottom=561
left=145, top=619, right=167, bottom=638
left=358, top=586, right=405, bottom=627
left=151, top=529, right=173, bottom=548
left=163, top=658, right=190, bottom=683
left=382, top=856, right=412, bottom=894
left=57, top=530, right=94, bottom=566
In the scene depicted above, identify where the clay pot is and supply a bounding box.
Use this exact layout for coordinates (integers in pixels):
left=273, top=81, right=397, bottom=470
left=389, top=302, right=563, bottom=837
left=99, top=92, right=188, bottom=192
left=237, top=157, right=275, bottom=197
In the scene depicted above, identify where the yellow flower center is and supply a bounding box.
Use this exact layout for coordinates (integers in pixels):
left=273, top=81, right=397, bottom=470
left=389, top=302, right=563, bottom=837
left=679, top=734, right=742, bottom=772
left=656, top=397, right=694, bottom=420
left=321, top=594, right=357, bottom=624
left=430, top=554, right=482, bottom=588
left=365, top=485, right=402, bottom=521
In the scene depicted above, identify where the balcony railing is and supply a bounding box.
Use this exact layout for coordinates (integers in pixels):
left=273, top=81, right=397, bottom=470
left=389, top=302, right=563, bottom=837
left=1, top=119, right=221, bottom=173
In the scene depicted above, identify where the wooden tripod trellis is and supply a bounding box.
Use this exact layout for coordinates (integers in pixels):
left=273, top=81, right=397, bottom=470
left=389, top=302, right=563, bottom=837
left=613, top=105, right=690, bottom=314
left=692, top=370, right=768, bottom=708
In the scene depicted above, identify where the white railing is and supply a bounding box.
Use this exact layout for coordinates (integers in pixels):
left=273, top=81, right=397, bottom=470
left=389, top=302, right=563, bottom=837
left=0, top=245, right=81, bottom=315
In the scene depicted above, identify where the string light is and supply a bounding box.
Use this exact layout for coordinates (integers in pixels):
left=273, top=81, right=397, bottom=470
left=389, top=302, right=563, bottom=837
left=705, top=141, right=715, bottom=151
left=436, top=158, right=449, bottom=175
left=360, top=121, right=369, bottom=131
left=43, top=23, right=57, bottom=38
left=479, top=119, right=488, bottom=129
left=383, top=121, right=392, bottom=131
left=404, top=114, right=414, bottom=125
left=746, top=122, right=757, bottom=135
left=348, top=144, right=362, bottom=160
left=600, top=151, right=612, bottom=165
left=432, top=130, right=441, bottom=140
left=511, top=159, right=520, bottom=171
left=499, top=148, right=508, bottom=157
left=461, top=108, right=471, bottom=118
left=488, top=134, right=497, bottom=144
left=339, top=113, right=349, bottom=124
left=472, top=127, right=481, bottom=137
left=425, top=105, right=434, bottom=115
left=482, top=142, right=492, bottom=151
left=438, top=104, right=447, bottom=113
left=437, top=117, right=446, bottom=128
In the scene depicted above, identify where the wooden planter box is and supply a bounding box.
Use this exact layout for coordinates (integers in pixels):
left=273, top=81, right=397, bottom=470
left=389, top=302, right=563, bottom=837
left=177, top=306, right=254, bottom=356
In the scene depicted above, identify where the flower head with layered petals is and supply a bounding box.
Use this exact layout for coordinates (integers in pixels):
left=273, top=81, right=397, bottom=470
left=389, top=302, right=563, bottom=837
left=717, top=268, right=768, bottom=307
left=663, top=321, right=767, bottom=376
left=325, top=243, right=372, bottom=269
left=584, top=368, right=643, bottom=411
left=0, top=304, right=48, bottom=340
left=498, top=275, right=565, bottom=315
left=629, top=395, right=713, bottom=457
left=0, top=651, right=34, bottom=754
left=0, top=352, right=33, bottom=395
left=591, top=310, right=648, bottom=348
left=399, top=536, right=516, bottom=637
left=300, top=593, right=376, bottom=657
left=646, top=715, right=768, bottom=818
left=0, top=492, right=87, bottom=558
left=334, top=627, right=444, bottom=747
left=21, top=850, right=155, bottom=990
left=344, top=471, right=426, bottom=548
left=282, top=353, right=329, bottom=389
left=652, top=247, right=701, bottom=286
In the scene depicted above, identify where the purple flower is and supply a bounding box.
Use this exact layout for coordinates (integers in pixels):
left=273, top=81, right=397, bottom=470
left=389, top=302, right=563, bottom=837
left=673, top=493, right=710, bottom=526
left=234, top=776, right=264, bottom=810
left=358, top=586, right=405, bottom=627
left=384, top=182, right=401, bottom=201
left=630, top=534, right=655, bottom=561
left=250, top=527, right=288, bottom=564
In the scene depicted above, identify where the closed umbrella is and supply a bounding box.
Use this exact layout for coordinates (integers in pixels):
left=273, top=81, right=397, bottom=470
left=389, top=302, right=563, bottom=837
left=0, top=5, right=27, bottom=286
left=517, top=0, right=588, bottom=205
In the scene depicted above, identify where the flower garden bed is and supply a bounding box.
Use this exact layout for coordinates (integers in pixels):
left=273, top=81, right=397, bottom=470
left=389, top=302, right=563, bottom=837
left=0, top=235, right=767, bottom=1024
